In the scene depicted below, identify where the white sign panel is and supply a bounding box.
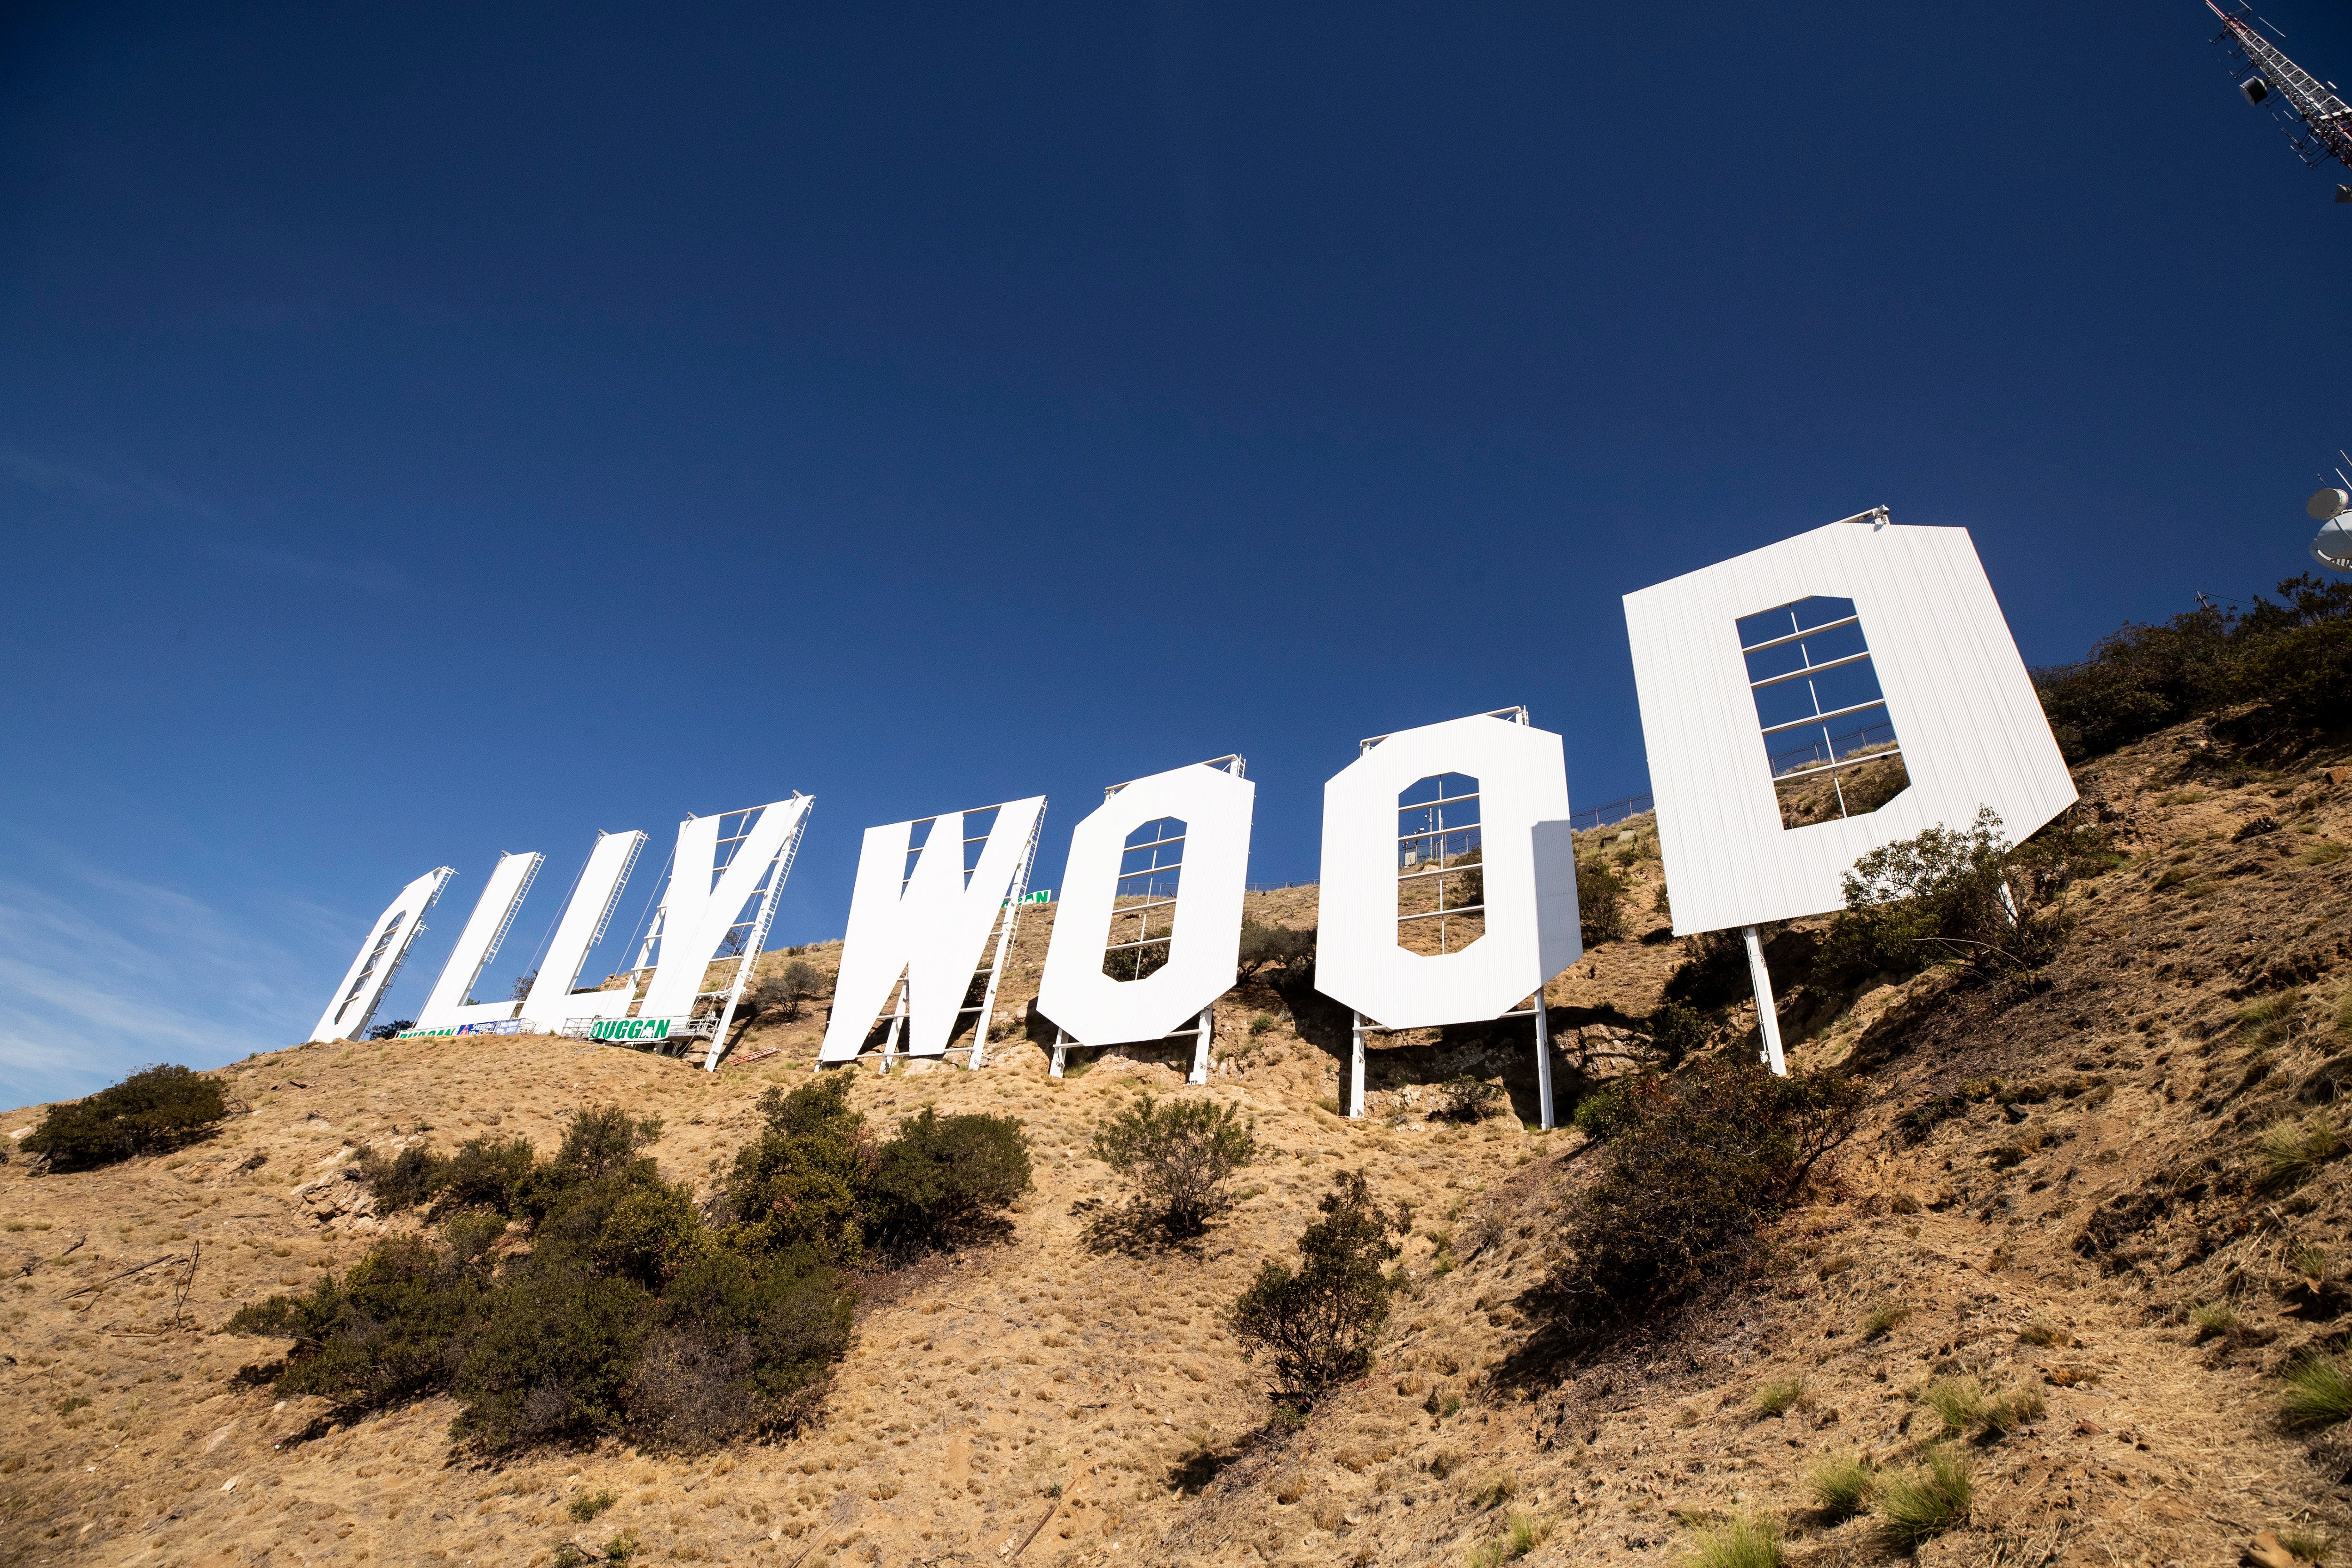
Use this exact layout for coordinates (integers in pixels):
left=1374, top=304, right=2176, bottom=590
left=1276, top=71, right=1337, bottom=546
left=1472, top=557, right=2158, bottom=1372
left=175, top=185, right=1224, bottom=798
left=1623, top=520, right=2075, bottom=934
left=1037, top=762, right=1254, bottom=1047
left=518, top=829, right=647, bottom=1030
left=307, top=866, right=455, bottom=1042
left=1314, top=714, right=1580, bottom=1030
left=820, top=797, right=1048, bottom=1062
left=414, top=851, right=544, bottom=1030
left=638, top=798, right=815, bottom=1023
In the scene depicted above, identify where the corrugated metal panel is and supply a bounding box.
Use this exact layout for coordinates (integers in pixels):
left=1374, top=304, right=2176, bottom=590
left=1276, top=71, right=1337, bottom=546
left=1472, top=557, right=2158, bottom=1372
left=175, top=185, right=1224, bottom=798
left=1314, top=713, right=1581, bottom=1031
left=1623, top=522, right=2075, bottom=935
left=1037, top=762, right=1255, bottom=1047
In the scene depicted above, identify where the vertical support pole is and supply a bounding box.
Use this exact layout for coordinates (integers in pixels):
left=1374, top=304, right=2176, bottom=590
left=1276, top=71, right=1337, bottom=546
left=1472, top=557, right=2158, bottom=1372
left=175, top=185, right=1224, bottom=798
left=1348, top=1011, right=1367, bottom=1119
left=880, top=979, right=907, bottom=1075
left=1050, top=1027, right=1068, bottom=1080
left=1188, top=1006, right=1213, bottom=1085
left=1743, top=925, right=1787, bottom=1077
left=1533, top=997, right=1555, bottom=1131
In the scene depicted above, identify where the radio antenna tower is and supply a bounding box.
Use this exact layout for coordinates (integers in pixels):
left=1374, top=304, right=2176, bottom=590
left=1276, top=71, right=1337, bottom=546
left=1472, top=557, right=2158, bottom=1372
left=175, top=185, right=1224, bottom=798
left=2206, top=3, right=2352, bottom=200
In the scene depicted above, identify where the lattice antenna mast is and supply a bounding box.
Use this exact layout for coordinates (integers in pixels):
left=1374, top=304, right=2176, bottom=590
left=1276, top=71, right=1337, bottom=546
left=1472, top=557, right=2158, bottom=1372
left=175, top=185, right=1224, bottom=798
left=2207, top=2, right=2352, bottom=193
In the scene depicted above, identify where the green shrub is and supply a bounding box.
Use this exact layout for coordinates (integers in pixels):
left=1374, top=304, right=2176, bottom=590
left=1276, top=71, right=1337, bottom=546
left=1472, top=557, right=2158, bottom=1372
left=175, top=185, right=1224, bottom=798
left=1570, top=1082, right=1637, bottom=1140
left=569, top=1489, right=617, bottom=1523
left=351, top=1143, right=448, bottom=1214
left=1812, top=809, right=2092, bottom=989
left=1685, top=1511, right=1785, bottom=1568
left=1503, top=1511, right=1552, bottom=1559
left=230, top=1098, right=865, bottom=1458
left=1433, top=1076, right=1502, bottom=1122
left=23, top=1064, right=228, bottom=1170
left=2033, top=575, right=2352, bottom=759
left=1878, top=1446, right=1972, bottom=1548
left=747, top=957, right=826, bottom=1021
left=1808, top=1454, right=1875, bottom=1520
left=2284, top=1354, right=2352, bottom=1428
left=1237, top=920, right=1315, bottom=979
left=1645, top=1001, right=1710, bottom=1069
left=722, top=1075, right=870, bottom=1263
left=435, top=1135, right=535, bottom=1217
left=1542, top=1063, right=1860, bottom=1348
left=1579, top=860, right=1629, bottom=947
left=225, top=1234, right=491, bottom=1415
left=1231, top=1170, right=1408, bottom=1392
left=1753, top=1376, right=1807, bottom=1417
left=1091, top=1091, right=1256, bottom=1237
left=864, top=1106, right=1033, bottom=1249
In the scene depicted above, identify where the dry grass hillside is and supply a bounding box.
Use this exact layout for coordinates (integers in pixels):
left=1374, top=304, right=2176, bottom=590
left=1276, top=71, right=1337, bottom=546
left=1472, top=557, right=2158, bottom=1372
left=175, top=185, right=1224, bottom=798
left=6, top=710, right=2352, bottom=1568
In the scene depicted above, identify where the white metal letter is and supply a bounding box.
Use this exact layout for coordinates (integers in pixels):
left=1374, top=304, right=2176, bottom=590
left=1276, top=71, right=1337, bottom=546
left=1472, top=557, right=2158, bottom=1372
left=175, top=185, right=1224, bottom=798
left=414, top=852, right=545, bottom=1030
left=307, top=867, right=455, bottom=1042
left=1037, top=761, right=1254, bottom=1048
left=517, top=829, right=647, bottom=1031
left=1314, top=713, right=1580, bottom=1031
left=821, top=797, right=1049, bottom=1063
left=637, top=797, right=815, bottom=1027
left=1623, top=519, right=2076, bottom=935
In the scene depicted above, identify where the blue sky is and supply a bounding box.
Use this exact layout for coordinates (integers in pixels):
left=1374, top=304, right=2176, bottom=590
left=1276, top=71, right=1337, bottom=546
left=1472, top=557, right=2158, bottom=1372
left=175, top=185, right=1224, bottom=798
left=4, top=1, right=2349, bottom=1105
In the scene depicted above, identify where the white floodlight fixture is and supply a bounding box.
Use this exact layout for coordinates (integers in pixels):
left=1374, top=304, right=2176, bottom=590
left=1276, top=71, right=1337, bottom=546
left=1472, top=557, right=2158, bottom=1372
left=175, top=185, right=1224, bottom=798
left=1036, top=758, right=1253, bottom=1084
left=820, top=796, right=1047, bottom=1069
left=634, top=796, right=815, bottom=1069
left=1623, top=516, right=2075, bottom=1070
left=413, top=851, right=545, bottom=1031
left=307, top=866, right=456, bottom=1042
left=1313, top=711, right=1580, bottom=1126
left=516, top=829, right=648, bottom=1031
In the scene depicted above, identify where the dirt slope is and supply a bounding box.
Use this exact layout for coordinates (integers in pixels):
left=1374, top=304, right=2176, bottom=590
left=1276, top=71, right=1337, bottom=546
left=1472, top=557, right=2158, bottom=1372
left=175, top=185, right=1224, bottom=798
left=5, top=713, right=2351, bottom=1568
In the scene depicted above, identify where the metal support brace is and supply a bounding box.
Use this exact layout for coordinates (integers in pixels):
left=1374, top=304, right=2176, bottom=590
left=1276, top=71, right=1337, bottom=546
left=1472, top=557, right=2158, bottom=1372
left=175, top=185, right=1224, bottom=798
left=1187, top=1006, right=1214, bottom=1085
left=1049, top=1027, right=1068, bottom=1080
left=1743, top=925, right=1787, bottom=1076
left=1348, top=1012, right=1367, bottom=1119
left=880, top=983, right=907, bottom=1075
left=1533, top=999, right=1555, bottom=1130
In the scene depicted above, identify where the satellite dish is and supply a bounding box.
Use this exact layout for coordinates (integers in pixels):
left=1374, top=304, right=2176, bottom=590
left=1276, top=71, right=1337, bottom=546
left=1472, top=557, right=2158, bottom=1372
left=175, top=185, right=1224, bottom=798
left=2314, top=518, right=2352, bottom=573
left=2309, top=488, right=2350, bottom=521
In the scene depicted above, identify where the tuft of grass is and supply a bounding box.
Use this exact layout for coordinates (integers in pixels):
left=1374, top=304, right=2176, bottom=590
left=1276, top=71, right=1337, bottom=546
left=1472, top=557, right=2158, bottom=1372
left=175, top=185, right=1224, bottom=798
left=1753, top=1376, right=1808, bottom=1417
left=2280, top=1528, right=2338, bottom=1564
left=1471, top=1472, right=1518, bottom=1510
left=1976, top=1385, right=2046, bottom=1437
left=2016, top=1319, right=2066, bottom=1347
left=1807, top=1454, right=1875, bottom=1520
left=1878, top=1445, right=1972, bottom=1548
left=1685, top=1510, right=1786, bottom=1568
left=2303, top=841, right=2350, bottom=867
left=1862, top=1302, right=1910, bottom=1341
left=2259, top=1116, right=2346, bottom=1188
left=1919, top=1376, right=1985, bottom=1434
left=2334, top=983, right=2352, bottom=1043
left=2191, top=1302, right=2239, bottom=1339
left=568, top=1489, right=616, bottom=1524
left=2283, top=1354, right=2352, bottom=1429
left=2294, top=1242, right=2332, bottom=1282
left=1504, top=1511, right=1553, bottom=1559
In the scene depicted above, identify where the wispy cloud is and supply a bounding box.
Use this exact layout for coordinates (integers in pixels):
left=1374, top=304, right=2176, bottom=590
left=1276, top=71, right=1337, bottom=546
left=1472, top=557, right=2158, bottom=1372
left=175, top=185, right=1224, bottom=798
left=0, top=863, right=315, bottom=1112
left=0, top=444, right=407, bottom=596
left=199, top=538, right=409, bottom=595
